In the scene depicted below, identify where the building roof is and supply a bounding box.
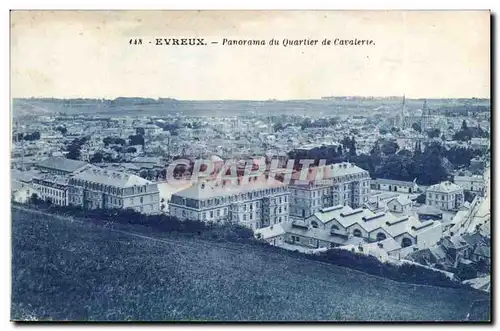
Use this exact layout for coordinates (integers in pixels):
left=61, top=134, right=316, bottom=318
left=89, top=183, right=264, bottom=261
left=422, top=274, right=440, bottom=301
left=131, top=156, right=162, bottom=164
left=363, top=237, right=401, bottom=253
left=11, top=169, right=41, bottom=183
left=71, top=166, right=153, bottom=189
left=454, top=175, right=485, bottom=183
left=387, top=195, right=412, bottom=206
left=429, top=245, right=448, bottom=260
left=36, top=157, right=89, bottom=173
left=462, top=232, right=487, bottom=248
left=384, top=216, right=420, bottom=238
left=11, top=180, right=25, bottom=192
left=372, top=178, right=417, bottom=187
left=290, top=162, right=368, bottom=184
left=254, top=223, right=287, bottom=239
left=417, top=204, right=443, bottom=216
left=33, top=173, right=70, bottom=186
left=173, top=176, right=285, bottom=200
left=473, top=245, right=491, bottom=258
left=427, top=181, right=463, bottom=193
left=256, top=221, right=350, bottom=246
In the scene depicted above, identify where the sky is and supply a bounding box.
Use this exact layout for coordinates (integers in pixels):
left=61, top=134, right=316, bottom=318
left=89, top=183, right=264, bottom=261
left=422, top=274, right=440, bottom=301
left=11, top=10, right=490, bottom=100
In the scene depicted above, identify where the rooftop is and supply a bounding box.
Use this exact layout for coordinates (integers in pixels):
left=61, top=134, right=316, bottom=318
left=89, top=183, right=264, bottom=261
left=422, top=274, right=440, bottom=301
left=372, top=178, right=417, bottom=186
left=290, top=163, right=368, bottom=184
left=71, top=166, right=153, bottom=189
left=36, top=157, right=89, bottom=173
left=388, top=195, right=412, bottom=206
left=173, top=176, right=285, bottom=200
left=417, top=204, right=443, bottom=216
left=427, top=181, right=463, bottom=193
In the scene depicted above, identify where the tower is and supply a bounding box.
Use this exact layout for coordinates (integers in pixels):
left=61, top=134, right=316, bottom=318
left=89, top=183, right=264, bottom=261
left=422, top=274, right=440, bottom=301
left=399, top=95, right=409, bottom=129
left=421, top=99, right=430, bottom=131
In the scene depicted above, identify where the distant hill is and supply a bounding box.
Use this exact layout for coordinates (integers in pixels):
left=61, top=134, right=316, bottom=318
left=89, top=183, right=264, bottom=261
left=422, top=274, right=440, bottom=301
left=11, top=207, right=490, bottom=321
left=11, top=97, right=490, bottom=118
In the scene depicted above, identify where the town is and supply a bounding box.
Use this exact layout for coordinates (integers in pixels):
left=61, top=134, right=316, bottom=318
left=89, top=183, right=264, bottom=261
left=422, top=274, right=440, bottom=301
left=11, top=96, right=491, bottom=292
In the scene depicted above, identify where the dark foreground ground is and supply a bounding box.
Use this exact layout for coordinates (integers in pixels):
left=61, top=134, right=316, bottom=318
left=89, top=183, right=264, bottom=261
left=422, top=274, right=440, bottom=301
left=11, top=207, right=490, bottom=322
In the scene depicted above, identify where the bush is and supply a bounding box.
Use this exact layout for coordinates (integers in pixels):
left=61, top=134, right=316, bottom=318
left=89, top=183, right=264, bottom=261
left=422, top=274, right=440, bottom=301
left=22, top=203, right=255, bottom=242
left=18, top=203, right=466, bottom=290
left=305, top=249, right=462, bottom=289
left=456, top=263, right=477, bottom=281
left=416, top=194, right=426, bottom=204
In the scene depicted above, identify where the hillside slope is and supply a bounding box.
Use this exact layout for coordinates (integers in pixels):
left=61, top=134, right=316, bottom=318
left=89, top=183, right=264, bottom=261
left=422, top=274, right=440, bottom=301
left=11, top=208, right=490, bottom=321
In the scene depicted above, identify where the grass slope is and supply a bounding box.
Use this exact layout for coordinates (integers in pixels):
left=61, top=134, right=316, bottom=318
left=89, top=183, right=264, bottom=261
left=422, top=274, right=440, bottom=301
left=11, top=208, right=490, bottom=321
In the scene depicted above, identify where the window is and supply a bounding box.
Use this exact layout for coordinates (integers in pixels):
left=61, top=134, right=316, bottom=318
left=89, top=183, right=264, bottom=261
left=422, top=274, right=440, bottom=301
left=311, top=220, right=319, bottom=228
left=210, top=211, right=213, bottom=218
left=402, top=237, right=412, bottom=248
left=353, top=229, right=362, bottom=237
left=376, top=232, right=387, bottom=241
left=331, top=225, right=340, bottom=232
left=140, top=197, right=144, bottom=203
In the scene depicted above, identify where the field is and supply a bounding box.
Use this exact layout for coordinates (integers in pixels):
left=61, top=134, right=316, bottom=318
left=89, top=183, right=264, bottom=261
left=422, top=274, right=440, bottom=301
left=11, top=207, right=490, bottom=322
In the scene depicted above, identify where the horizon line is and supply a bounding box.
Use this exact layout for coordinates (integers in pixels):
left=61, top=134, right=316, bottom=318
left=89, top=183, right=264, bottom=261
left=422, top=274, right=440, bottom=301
left=12, top=95, right=491, bottom=101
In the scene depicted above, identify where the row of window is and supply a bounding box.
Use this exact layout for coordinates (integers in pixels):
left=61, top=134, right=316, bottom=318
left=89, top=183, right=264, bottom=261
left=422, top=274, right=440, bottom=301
left=192, top=190, right=288, bottom=208
left=427, top=193, right=463, bottom=200
left=70, top=179, right=152, bottom=196
left=292, top=182, right=370, bottom=198
left=39, top=186, right=65, bottom=198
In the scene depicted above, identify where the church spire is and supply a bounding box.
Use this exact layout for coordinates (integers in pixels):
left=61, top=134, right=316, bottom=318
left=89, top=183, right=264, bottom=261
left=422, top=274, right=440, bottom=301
left=423, top=99, right=428, bottom=115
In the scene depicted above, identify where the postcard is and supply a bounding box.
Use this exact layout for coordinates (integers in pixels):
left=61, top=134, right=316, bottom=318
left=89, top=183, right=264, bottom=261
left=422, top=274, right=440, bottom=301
left=10, top=10, right=491, bottom=322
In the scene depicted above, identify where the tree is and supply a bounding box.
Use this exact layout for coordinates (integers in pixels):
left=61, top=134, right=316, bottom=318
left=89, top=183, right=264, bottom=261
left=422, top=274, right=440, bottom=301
left=416, top=194, right=426, bottom=204
left=22, top=131, right=41, bottom=141
left=381, top=141, right=399, bottom=155
left=462, top=120, right=468, bottom=131
left=426, top=128, right=441, bottom=139
left=90, top=152, right=104, bottom=163
left=337, top=145, right=343, bottom=155
left=29, top=193, right=43, bottom=205
left=129, top=134, right=145, bottom=147
left=455, top=263, right=477, bottom=281
left=349, top=136, right=357, bottom=157
left=397, top=149, right=413, bottom=158
left=66, top=143, right=82, bottom=160
left=414, top=141, right=422, bottom=158
left=464, top=191, right=476, bottom=203
left=55, top=126, right=67, bottom=135
left=412, top=122, right=422, bottom=132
